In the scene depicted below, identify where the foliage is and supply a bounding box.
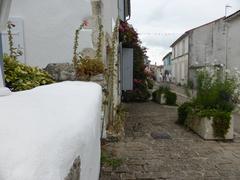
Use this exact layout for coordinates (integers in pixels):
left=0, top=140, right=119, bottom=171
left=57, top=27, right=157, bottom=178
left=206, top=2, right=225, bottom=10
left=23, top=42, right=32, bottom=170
left=119, top=21, right=139, bottom=47
left=152, top=87, right=165, bottom=104
left=119, top=21, right=149, bottom=102
left=7, top=21, right=23, bottom=59
left=72, top=20, right=105, bottom=80
left=165, top=90, right=177, bottom=105
left=4, top=55, right=55, bottom=91
left=147, top=78, right=154, bottom=89
left=123, top=79, right=150, bottom=102
left=108, top=104, right=127, bottom=137
left=212, top=111, right=231, bottom=138
left=101, top=150, right=123, bottom=170
left=72, top=20, right=88, bottom=67
left=75, top=57, right=104, bottom=80
left=180, top=66, right=239, bottom=138
left=196, top=67, right=235, bottom=112
left=152, top=86, right=177, bottom=106
left=177, top=102, right=194, bottom=125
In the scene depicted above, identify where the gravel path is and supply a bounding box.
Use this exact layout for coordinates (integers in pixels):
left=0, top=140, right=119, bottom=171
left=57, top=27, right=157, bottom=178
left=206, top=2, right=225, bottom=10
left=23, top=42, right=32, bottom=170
left=100, top=102, right=240, bottom=180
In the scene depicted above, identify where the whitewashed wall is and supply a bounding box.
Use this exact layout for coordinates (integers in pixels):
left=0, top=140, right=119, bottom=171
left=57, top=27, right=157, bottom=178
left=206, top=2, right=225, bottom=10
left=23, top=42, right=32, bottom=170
left=188, top=19, right=226, bottom=67
left=227, top=16, right=240, bottom=71
left=8, top=0, right=93, bottom=68
left=172, top=36, right=189, bottom=85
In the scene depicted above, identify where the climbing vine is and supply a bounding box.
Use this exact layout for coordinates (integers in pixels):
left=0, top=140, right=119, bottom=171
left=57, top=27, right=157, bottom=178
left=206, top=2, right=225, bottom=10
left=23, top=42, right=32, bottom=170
left=72, top=20, right=105, bottom=80
left=103, top=19, right=120, bottom=133
left=7, top=21, right=23, bottom=59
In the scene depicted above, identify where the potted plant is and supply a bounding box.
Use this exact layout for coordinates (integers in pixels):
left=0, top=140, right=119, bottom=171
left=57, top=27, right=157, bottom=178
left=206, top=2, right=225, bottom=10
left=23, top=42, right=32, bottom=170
left=178, top=65, right=240, bottom=140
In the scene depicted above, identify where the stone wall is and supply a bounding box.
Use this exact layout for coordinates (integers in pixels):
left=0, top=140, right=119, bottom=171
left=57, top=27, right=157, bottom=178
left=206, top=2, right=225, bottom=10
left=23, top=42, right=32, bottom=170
left=44, top=63, right=76, bottom=82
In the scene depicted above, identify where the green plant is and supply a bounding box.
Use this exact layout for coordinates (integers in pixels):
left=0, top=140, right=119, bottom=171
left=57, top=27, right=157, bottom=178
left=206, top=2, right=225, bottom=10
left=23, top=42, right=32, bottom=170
left=101, top=150, right=123, bottom=170
left=7, top=21, right=23, bottom=59
left=152, top=88, right=163, bottom=103
left=196, top=68, right=235, bottom=112
left=183, top=84, right=191, bottom=97
left=147, top=78, right=154, bottom=89
left=152, top=86, right=176, bottom=105
left=4, top=55, right=55, bottom=91
left=75, top=57, right=105, bottom=80
left=72, top=20, right=88, bottom=68
left=108, top=104, right=127, bottom=136
left=177, top=102, right=193, bottom=125
left=181, top=66, right=239, bottom=138
left=123, top=80, right=150, bottom=102
left=212, top=111, right=231, bottom=138
left=165, top=90, right=177, bottom=105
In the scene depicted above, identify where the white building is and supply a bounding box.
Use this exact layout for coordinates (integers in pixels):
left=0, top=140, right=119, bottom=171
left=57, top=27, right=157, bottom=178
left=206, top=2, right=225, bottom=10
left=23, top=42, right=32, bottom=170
left=2, top=0, right=92, bottom=67
left=171, top=33, right=189, bottom=85
left=2, top=0, right=130, bottom=68
left=171, top=10, right=240, bottom=87
left=225, top=10, right=240, bottom=71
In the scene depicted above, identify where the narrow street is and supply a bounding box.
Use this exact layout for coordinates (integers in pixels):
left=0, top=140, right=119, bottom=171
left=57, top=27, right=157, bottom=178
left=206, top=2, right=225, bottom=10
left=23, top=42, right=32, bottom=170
left=101, top=102, right=240, bottom=180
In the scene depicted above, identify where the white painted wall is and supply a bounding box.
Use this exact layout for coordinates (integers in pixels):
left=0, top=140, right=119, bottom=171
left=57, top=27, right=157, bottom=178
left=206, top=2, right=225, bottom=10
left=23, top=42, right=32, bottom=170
left=227, top=15, right=240, bottom=71
left=189, top=19, right=226, bottom=67
left=101, top=0, right=121, bottom=106
left=9, top=0, right=93, bottom=68
left=172, top=55, right=188, bottom=85
left=172, top=36, right=189, bottom=85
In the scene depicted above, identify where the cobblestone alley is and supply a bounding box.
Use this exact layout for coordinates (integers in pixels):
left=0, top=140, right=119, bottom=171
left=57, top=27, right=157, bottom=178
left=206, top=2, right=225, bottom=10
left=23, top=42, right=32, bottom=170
left=101, top=102, right=240, bottom=180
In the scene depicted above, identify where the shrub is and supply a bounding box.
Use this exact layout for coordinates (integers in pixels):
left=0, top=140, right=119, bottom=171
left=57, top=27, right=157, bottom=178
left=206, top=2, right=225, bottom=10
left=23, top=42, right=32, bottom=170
left=152, top=86, right=177, bottom=105
left=123, top=79, right=150, bottom=102
left=165, top=91, right=177, bottom=105
left=181, top=66, right=239, bottom=138
left=75, top=57, right=105, bottom=80
left=196, top=68, right=235, bottom=112
left=152, top=89, right=162, bottom=103
left=147, top=79, right=154, bottom=89
left=3, top=55, right=55, bottom=91
left=177, top=102, right=193, bottom=125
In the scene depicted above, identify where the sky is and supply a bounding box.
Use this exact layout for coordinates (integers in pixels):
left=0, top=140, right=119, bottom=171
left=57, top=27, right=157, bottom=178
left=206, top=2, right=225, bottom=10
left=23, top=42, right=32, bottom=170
left=129, top=0, right=240, bottom=65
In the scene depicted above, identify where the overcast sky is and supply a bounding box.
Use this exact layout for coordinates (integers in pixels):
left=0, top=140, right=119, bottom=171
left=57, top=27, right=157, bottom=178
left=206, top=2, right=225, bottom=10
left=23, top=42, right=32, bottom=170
left=129, top=0, right=240, bottom=65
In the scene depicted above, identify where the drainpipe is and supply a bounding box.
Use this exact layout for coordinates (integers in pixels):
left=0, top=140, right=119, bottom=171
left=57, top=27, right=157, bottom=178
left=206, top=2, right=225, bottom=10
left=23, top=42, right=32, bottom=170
left=0, top=33, right=5, bottom=87
left=225, top=21, right=229, bottom=69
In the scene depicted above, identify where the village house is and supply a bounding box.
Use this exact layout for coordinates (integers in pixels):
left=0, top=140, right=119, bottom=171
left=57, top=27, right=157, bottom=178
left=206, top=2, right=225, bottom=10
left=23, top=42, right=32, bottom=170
left=171, top=33, right=189, bottom=85
left=225, top=10, right=240, bottom=70
left=162, top=52, right=172, bottom=76
left=171, top=10, right=240, bottom=87
left=1, top=0, right=132, bottom=137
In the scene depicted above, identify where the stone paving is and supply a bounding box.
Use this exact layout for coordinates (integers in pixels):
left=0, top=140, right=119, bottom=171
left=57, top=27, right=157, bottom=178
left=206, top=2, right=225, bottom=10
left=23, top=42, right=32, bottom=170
left=100, top=102, right=240, bottom=180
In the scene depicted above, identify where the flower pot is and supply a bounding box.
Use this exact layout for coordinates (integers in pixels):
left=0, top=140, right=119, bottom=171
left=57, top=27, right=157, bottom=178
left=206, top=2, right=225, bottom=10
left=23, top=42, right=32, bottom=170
left=188, top=115, right=234, bottom=140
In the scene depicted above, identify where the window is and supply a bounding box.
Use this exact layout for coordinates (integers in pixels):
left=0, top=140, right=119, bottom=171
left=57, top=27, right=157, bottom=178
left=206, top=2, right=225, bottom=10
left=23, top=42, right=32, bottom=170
left=182, top=39, right=185, bottom=54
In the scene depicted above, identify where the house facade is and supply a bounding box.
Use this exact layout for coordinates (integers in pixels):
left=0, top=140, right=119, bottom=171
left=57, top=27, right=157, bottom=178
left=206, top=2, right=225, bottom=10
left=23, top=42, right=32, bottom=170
left=171, top=10, right=240, bottom=87
left=171, top=34, right=189, bottom=85
left=225, top=10, right=240, bottom=71
left=188, top=18, right=226, bottom=86
left=1, top=0, right=131, bottom=137
left=162, top=52, right=172, bottom=76
left=4, top=0, right=93, bottom=67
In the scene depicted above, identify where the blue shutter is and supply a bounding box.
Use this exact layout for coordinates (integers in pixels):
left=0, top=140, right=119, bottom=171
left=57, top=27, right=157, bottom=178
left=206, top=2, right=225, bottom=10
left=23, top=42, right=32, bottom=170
left=121, top=48, right=133, bottom=90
